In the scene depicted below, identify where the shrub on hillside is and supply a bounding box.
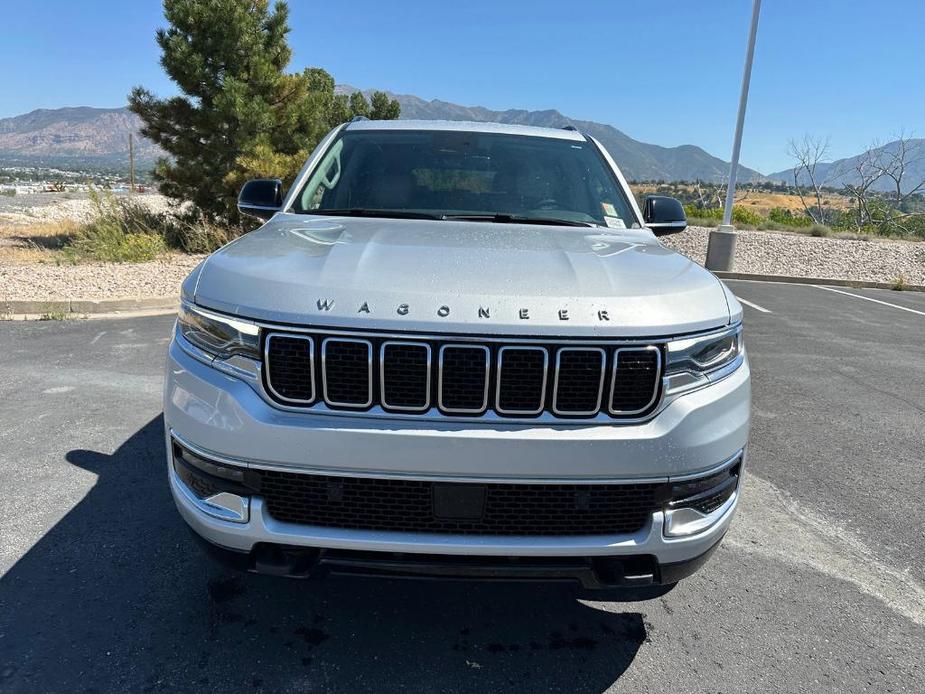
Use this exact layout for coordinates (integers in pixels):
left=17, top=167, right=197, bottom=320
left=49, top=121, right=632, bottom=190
left=62, top=191, right=168, bottom=262
left=682, top=204, right=762, bottom=226
left=768, top=207, right=812, bottom=227
left=809, top=224, right=832, bottom=237
left=61, top=190, right=239, bottom=262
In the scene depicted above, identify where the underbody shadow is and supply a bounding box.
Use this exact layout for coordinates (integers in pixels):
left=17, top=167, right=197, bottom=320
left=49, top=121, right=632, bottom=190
left=1, top=416, right=648, bottom=692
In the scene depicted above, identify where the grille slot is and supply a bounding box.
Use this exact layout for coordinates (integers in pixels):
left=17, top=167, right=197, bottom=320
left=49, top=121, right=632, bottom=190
left=258, top=470, right=662, bottom=536
left=265, top=334, right=315, bottom=403
left=380, top=342, right=430, bottom=411
left=610, top=347, right=661, bottom=414
left=438, top=345, right=490, bottom=413
left=553, top=348, right=605, bottom=415
left=322, top=338, right=372, bottom=407
left=496, top=346, right=548, bottom=415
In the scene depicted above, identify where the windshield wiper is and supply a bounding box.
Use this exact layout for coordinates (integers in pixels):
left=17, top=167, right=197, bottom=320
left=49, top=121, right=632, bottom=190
left=304, top=209, right=444, bottom=220
left=441, top=213, right=598, bottom=228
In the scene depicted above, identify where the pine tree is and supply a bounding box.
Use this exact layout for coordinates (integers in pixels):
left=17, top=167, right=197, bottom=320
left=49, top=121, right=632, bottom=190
left=130, top=0, right=399, bottom=223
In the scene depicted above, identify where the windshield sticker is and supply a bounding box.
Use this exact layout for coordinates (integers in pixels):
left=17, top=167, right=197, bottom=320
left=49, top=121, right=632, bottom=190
left=601, top=202, right=618, bottom=217
left=604, top=216, right=626, bottom=229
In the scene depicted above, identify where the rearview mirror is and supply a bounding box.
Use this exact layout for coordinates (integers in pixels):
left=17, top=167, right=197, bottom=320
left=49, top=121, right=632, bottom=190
left=643, top=195, right=687, bottom=236
left=238, top=179, right=283, bottom=221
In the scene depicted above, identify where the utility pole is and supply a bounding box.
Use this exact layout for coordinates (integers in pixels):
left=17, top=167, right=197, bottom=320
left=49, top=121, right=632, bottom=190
left=128, top=132, right=136, bottom=194
left=705, top=0, right=762, bottom=271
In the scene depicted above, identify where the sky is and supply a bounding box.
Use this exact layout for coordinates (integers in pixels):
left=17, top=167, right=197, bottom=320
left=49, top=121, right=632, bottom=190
left=0, top=0, right=922, bottom=173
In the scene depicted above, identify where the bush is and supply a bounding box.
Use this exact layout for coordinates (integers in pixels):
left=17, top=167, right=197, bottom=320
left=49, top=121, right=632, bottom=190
left=682, top=204, right=762, bottom=226
left=768, top=207, right=812, bottom=228
left=687, top=216, right=721, bottom=228
left=63, top=190, right=169, bottom=263
left=61, top=189, right=240, bottom=261
left=170, top=212, right=239, bottom=254
left=64, top=224, right=166, bottom=263
left=809, top=224, right=832, bottom=237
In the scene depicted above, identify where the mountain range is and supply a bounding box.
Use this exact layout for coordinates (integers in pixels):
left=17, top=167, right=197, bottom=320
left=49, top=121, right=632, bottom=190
left=3, top=93, right=917, bottom=192
left=338, top=87, right=761, bottom=183
left=0, top=93, right=760, bottom=182
left=0, top=107, right=160, bottom=171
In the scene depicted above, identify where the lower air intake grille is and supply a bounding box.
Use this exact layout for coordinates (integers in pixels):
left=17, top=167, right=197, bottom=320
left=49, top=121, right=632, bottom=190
left=258, top=471, right=662, bottom=536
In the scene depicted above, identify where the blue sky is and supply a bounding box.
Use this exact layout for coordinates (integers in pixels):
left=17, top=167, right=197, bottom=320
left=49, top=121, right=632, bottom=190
left=1, top=0, right=921, bottom=173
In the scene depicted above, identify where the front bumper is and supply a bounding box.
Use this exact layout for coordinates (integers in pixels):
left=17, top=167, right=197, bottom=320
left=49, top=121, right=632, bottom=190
left=165, top=335, right=749, bottom=583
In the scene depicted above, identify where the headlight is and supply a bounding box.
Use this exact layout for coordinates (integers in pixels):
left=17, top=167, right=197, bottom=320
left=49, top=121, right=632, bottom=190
left=665, top=325, right=743, bottom=394
left=177, top=301, right=260, bottom=361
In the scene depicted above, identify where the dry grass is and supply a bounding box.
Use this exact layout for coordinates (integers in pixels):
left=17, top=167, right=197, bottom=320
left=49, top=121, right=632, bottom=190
left=631, top=184, right=853, bottom=215
left=737, top=191, right=852, bottom=215
left=0, top=220, right=78, bottom=264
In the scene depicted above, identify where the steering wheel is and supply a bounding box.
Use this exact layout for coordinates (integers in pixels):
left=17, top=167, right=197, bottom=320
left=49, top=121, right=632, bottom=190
left=535, top=198, right=566, bottom=210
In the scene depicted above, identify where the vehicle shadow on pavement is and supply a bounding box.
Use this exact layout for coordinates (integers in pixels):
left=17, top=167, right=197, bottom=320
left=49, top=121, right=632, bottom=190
left=0, top=416, right=648, bottom=692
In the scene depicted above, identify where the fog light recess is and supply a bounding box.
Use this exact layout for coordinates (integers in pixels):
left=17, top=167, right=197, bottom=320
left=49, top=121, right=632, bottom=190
left=663, top=453, right=742, bottom=538
left=172, top=439, right=255, bottom=523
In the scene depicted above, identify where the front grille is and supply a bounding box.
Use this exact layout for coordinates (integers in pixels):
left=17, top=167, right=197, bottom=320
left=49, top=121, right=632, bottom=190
left=496, top=347, right=547, bottom=414
left=265, top=334, right=314, bottom=402
left=257, top=470, right=661, bottom=535
left=611, top=347, right=661, bottom=414
left=381, top=342, right=430, bottom=410
left=322, top=339, right=372, bottom=407
left=264, top=331, right=663, bottom=420
left=439, top=345, right=489, bottom=413
left=554, top=348, right=606, bottom=415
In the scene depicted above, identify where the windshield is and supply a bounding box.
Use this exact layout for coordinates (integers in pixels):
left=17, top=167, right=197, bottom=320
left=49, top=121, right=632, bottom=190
left=291, top=129, right=638, bottom=228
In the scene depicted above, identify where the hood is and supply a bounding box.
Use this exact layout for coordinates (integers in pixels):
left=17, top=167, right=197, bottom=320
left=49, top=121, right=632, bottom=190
left=192, top=214, right=731, bottom=337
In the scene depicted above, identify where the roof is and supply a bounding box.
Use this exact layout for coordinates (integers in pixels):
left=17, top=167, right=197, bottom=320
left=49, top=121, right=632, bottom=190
left=344, top=119, right=585, bottom=141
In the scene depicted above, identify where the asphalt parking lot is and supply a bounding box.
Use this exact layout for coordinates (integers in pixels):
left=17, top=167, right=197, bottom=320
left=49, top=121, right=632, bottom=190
left=1, top=280, right=923, bottom=692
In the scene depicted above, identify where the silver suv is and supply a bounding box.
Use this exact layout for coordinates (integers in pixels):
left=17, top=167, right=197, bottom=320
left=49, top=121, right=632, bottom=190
left=165, top=120, right=749, bottom=592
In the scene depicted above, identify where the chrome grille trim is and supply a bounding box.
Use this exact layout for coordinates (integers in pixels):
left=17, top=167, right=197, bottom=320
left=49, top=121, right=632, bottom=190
left=321, top=337, right=373, bottom=408
left=264, top=333, right=315, bottom=404
left=552, top=347, right=606, bottom=416
left=262, top=327, right=671, bottom=422
left=437, top=344, right=490, bottom=414
left=609, top=346, right=662, bottom=415
left=379, top=341, right=431, bottom=412
left=495, top=346, right=549, bottom=416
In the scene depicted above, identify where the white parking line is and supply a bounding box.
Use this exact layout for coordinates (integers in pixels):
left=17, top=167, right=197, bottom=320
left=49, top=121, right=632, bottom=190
left=815, top=286, right=925, bottom=317
left=735, top=296, right=772, bottom=313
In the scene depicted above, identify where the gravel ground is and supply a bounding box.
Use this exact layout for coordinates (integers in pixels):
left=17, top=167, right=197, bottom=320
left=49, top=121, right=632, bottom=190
left=0, top=192, right=174, bottom=226
left=0, top=193, right=202, bottom=302
left=0, top=256, right=204, bottom=302
left=662, top=225, right=925, bottom=285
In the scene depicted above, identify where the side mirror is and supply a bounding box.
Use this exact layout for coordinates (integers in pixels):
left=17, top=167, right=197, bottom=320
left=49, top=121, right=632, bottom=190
left=238, top=179, right=283, bottom=221
left=643, top=195, right=687, bottom=236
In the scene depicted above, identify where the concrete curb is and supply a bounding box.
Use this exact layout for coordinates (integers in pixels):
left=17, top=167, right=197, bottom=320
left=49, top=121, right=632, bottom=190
left=2, top=296, right=178, bottom=319
left=713, top=271, right=925, bottom=293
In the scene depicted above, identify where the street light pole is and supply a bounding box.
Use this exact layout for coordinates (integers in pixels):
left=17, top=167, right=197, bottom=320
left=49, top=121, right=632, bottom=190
left=706, top=0, right=762, bottom=271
